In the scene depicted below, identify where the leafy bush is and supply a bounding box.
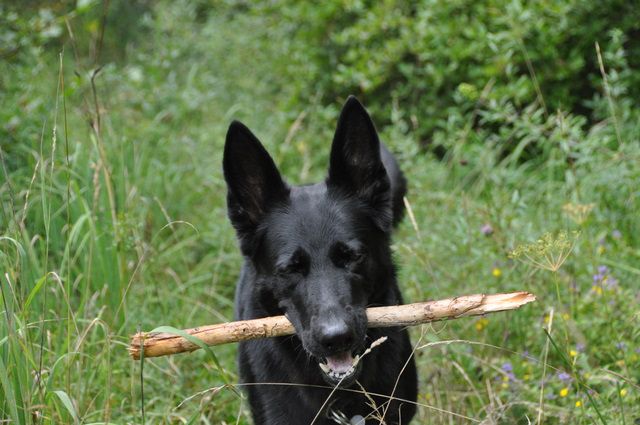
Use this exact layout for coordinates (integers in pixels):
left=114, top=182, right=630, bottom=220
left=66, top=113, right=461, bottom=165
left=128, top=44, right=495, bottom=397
left=255, top=0, right=640, bottom=158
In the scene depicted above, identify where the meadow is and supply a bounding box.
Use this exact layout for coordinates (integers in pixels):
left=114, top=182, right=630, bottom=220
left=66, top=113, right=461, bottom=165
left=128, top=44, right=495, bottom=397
left=1, top=1, right=639, bottom=424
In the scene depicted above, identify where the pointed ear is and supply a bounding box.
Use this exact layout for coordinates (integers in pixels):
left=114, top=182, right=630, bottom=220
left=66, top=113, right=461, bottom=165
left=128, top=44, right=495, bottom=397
left=327, top=96, right=392, bottom=231
left=223, top=121, right=289, bottom=248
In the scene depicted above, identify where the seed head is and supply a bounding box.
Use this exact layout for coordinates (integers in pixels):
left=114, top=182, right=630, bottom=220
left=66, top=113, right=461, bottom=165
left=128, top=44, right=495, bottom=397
left=562, top=202, right=594, bottom=225
left=509, top=231, right=579, bottom=272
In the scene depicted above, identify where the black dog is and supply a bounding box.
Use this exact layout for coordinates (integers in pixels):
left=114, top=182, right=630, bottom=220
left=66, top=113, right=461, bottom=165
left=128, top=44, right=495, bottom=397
left=223, top=96, right=417, bottom=424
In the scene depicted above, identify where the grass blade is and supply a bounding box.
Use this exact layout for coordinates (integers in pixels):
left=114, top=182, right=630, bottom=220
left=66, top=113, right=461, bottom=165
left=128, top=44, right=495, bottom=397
left=52, top=390, right=80, bottom=425
left=0, top=355, right=21, bottom=424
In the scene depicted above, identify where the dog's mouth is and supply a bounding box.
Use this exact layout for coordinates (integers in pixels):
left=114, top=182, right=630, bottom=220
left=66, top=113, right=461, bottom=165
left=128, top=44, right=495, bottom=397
left=318, top=351, right=362, bottom=386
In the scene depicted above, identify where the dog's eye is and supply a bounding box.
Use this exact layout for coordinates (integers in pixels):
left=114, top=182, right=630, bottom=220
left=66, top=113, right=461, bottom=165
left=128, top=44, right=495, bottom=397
left=276, top=250, right=309, bottom=276
left=331, top=243, right=364, bottom=268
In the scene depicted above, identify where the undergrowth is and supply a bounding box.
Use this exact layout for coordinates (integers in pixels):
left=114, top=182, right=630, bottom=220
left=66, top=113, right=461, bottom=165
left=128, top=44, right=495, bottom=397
left=1, top=1, right=638, bottom=424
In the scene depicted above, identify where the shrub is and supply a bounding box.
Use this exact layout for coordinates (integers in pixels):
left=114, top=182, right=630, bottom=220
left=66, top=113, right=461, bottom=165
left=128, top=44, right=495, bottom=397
left=253, top=0, right=640, bottom=158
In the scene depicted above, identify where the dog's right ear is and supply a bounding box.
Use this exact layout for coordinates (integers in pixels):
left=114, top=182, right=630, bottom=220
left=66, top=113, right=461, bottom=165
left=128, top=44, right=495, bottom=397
left=328, top=96, right=392, bottom=232
left=223, top=121, right=289, bottom=251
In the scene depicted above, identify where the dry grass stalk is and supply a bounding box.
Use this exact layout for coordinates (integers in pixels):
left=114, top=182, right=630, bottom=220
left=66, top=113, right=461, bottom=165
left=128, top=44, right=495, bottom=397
left=129, top=291, right=535, bottom=360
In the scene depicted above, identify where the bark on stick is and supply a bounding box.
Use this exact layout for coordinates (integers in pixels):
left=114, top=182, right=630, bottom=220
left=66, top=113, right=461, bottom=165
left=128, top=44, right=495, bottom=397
left=129, top=291, right=535, bottom=360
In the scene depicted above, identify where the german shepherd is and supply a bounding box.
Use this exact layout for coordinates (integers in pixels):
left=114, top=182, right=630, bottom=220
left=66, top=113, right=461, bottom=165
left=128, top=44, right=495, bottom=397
left=223, top=96, right=417, bottom=424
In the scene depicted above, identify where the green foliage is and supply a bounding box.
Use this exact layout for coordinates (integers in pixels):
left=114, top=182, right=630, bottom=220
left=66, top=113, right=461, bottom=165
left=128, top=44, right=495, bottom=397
left=1, top=1, right=639, bottom=423
left=259, top=0, right=640, bottom=158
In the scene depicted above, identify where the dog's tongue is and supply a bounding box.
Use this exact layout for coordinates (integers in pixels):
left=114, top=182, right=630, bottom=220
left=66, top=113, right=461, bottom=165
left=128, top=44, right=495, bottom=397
left=326, top=352, right=354, bottom=374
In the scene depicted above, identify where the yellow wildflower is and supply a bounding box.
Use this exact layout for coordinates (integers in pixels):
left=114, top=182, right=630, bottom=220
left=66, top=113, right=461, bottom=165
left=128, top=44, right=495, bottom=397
left=575, top=400, right=582, bottom=408
left=492, top=267, right=502, bottom=278
left=560, top=387, right=569, bottom=397
left=620, top=389, right=627, bottom=397
left=569, top=350, right=578, bottom=357
left=420, top=392, right=433, bottom=402
left=475, top=318, right=489, bottom=331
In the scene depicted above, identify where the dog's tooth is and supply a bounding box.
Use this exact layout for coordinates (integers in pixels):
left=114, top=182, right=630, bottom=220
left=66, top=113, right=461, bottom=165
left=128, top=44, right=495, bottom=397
left=319, top=363, right=330, bottom=374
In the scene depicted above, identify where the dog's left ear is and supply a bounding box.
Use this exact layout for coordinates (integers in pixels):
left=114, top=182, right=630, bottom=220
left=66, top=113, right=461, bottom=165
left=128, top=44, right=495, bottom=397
left=328, top=96, right=392, bottom=231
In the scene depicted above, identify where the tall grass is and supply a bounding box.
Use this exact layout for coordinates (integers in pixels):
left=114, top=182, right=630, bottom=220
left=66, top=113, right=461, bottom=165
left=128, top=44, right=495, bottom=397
left=1, top=1, right=639, bottom=424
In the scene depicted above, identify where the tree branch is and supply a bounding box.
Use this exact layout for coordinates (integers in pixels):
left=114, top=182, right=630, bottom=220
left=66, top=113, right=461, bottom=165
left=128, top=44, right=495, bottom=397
left=129, top=291, right=535, bottom=360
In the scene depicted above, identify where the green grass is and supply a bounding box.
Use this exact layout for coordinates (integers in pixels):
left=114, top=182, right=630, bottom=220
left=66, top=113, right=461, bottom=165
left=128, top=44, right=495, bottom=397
left=1, top=2, right=639, bottom=424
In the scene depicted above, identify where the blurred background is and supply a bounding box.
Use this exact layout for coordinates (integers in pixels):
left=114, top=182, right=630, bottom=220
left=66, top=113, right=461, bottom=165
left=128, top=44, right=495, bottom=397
left=1, top=1, right=639, bottom=423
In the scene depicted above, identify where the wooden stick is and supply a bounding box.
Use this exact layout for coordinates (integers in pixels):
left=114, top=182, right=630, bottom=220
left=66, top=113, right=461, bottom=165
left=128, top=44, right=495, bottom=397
left=129, top=291, right=535, bottom=360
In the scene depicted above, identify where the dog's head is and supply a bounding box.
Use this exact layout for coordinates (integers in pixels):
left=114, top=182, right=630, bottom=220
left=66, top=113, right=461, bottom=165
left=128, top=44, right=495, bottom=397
left=223, top=97, right=396, bottom=386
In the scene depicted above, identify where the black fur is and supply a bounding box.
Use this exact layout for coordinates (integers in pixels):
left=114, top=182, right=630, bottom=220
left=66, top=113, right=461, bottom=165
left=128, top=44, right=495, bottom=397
left=223, top=96, right=417, bottom=424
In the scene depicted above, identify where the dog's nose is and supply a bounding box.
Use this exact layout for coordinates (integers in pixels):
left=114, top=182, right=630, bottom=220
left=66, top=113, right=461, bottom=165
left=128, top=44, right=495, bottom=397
left=318, top=320, right=354, bottom=352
